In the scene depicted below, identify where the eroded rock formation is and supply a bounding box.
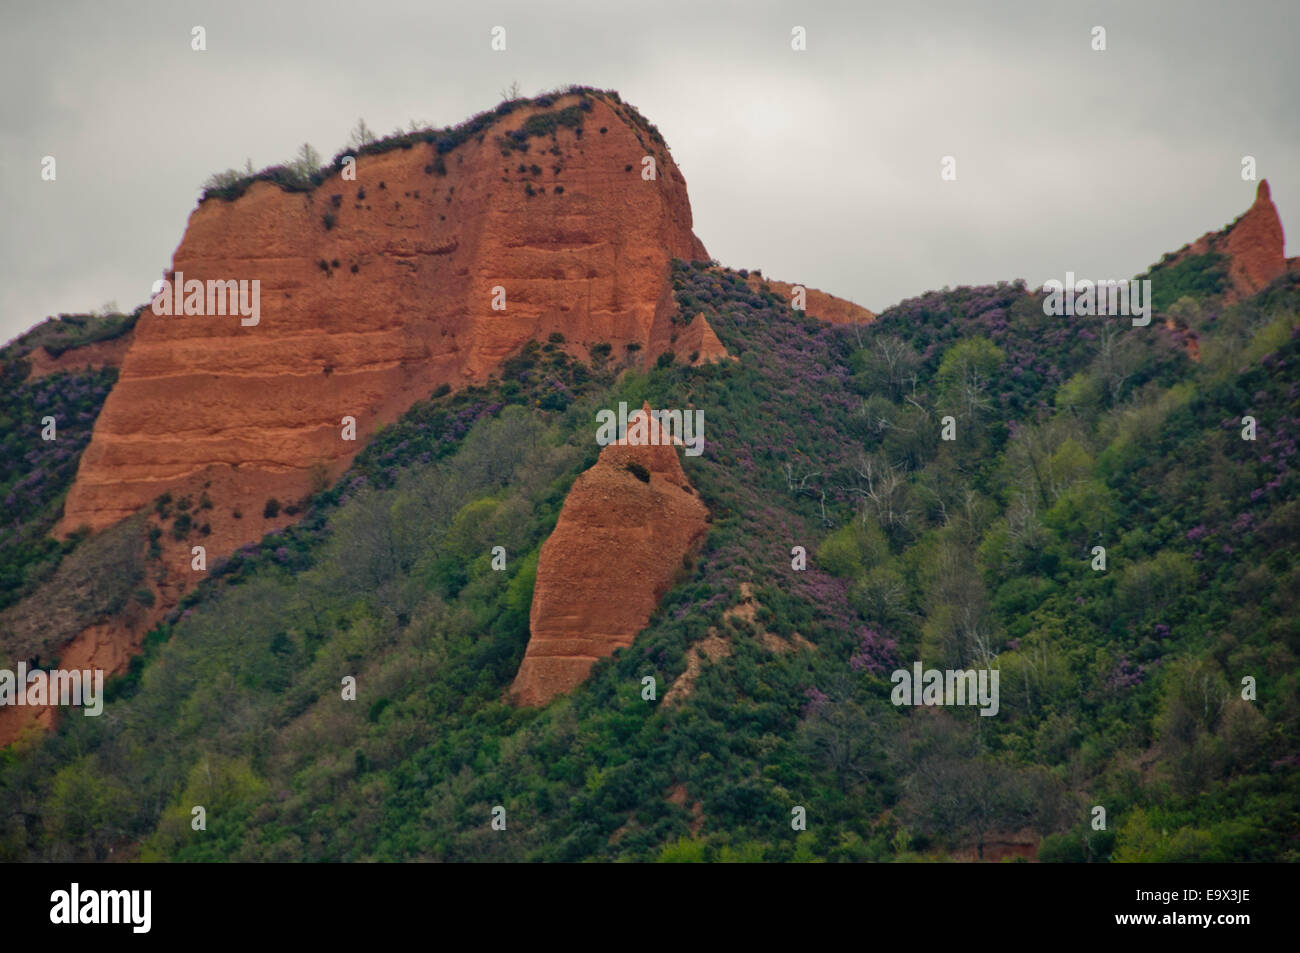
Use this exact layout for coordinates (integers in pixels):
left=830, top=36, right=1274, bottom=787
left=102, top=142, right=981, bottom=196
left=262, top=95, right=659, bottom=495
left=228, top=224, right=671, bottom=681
left=1169, top=179, right=1291, bottom=301
left=58, top=91, right=708, bottom=539
left=1224, top=180, right=1289, bottom=296
left=676, top=312, right=732, bottom=365
left=4, top=92, right=712, bottom=743
left=509, top=403, right=710, bottom=706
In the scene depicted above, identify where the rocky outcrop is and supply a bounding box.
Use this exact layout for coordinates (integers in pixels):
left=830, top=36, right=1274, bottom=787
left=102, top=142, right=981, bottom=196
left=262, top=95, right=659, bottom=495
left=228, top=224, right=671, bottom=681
left=1224, top=180, right=1288, bottom=296
left=58, top=91, right=708, bottom=540
left=6, top=92, right=710, bottom=742
left=676, top=313, right=732, bottom=365
left=23, top=334, right=133, bottom=381
left=746, top=274, right=876, bottom=325
left=661, top=583, right=813, bottom=706
left=1165, top=179, right=1289, bottom=302
left=509, top=403, right=709, bottom=706
left=662, top=632, right=731, bottom=706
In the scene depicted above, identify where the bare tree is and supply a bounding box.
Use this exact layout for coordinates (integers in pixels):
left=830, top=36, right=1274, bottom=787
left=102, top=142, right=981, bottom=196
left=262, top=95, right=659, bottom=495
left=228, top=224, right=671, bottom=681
left=846, top=452, right=913, bottom=536
left=1097, top=319, right=1137, bottom=405
left=874, top=335, right=921, bottom=401
left=1005, top=492, right=1044, bottom=552
left=347, top=118, right=377, bottom=150
left=290, top=142, right=322, bottom=184
left=782, top=461, right=821, bottom=494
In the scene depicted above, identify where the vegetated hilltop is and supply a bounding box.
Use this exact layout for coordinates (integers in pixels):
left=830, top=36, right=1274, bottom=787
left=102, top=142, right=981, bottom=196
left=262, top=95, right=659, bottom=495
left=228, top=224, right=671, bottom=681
left=0, top=95, right=1295, bottom=860
left=1143, top=180, right=1297, bottom=311
left=4, top=308, right=138, bottom=381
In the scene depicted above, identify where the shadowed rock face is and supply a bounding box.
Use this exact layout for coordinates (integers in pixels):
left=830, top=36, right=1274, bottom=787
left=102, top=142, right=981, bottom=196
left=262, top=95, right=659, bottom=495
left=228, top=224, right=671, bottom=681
left=57, top=92, right=707, bottom=541
left=509, top=404, right=709, bottom=707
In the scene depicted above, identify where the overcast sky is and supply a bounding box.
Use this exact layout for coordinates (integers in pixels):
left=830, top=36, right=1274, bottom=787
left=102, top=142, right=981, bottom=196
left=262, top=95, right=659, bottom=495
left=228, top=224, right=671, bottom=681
left=2, top=0, right=1297, bottom=345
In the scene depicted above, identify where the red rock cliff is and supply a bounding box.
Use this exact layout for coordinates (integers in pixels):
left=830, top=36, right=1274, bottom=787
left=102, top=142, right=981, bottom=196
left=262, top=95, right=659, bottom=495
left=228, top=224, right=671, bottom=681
left=2, top=93, right=711, bottom=746
left=58, top=92, right=708, bottom=540
left=23, top=333, right=133, bottom=381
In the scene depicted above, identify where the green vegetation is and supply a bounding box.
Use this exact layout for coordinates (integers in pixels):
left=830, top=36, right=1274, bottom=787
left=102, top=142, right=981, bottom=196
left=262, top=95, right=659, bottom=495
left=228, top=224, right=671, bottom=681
left=2, top=308, right=140, bottom=361
left=1139, top=252, right=1230, bottom=313
left=496, top=103, right=590, bottom=156
left=0, top=353, right=118, bottom=614
left=1, top=251, right=1296, bottom=863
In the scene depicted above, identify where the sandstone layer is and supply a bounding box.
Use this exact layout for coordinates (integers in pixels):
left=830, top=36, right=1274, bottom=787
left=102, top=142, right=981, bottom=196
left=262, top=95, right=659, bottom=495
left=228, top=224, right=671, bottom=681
left=5, top=92, right=711, bottom=743
left=509, top=404, right=710, bottom=706
left=58, top=92, right=708, bottom=539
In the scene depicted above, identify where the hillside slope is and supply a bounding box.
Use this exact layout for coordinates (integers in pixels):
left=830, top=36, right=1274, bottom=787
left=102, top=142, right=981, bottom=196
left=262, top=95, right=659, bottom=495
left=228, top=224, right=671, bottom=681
left=0, top=111, right=1296, bottom=862
left=2, top=91, right=873, bottom=746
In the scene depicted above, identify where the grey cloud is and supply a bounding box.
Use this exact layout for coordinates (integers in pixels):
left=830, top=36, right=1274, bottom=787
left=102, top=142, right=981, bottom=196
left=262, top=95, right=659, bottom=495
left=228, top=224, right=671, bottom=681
left=2, top=0, right=1297, bottom=344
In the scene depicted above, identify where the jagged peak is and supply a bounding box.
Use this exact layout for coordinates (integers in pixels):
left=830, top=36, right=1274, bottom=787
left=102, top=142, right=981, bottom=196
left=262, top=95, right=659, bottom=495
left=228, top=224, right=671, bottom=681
left=1142, top=177, right=1288, bottom=303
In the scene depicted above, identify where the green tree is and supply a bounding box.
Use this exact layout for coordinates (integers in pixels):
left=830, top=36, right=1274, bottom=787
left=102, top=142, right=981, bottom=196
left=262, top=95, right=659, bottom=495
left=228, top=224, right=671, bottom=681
left=937, top=337, right=1004, bottom=423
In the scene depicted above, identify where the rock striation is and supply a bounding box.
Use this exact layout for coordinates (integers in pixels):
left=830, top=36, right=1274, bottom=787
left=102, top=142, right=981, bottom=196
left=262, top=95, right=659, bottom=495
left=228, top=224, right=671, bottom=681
left=57, top=92, right=708, bottom=539
left=3, top=91, right=712, bottom=743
